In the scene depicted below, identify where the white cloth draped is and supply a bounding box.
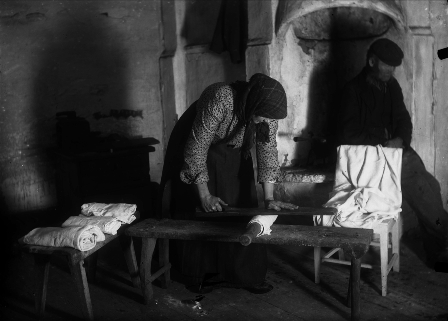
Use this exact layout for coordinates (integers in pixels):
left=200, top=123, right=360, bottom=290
left=23, top=225, right=105, bottom=251
left=317, top=145, right=402, bottom=229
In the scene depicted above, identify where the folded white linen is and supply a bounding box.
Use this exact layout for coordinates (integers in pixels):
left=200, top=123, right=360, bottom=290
left=62, top=216, right=122, bottom=235
left=23, top=225, right=105, bottom=251
left=317, top=145, right=402, bottom=229
left=81, top=203, right=137, bottom=224
left=247, top=215, right=278, bottom=236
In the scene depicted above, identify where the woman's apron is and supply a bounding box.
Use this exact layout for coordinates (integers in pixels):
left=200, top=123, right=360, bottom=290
left=161, top=102, right=267, bottom=286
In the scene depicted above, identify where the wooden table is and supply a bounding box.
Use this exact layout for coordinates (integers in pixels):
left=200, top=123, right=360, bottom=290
left=126, top=218, right=373, bottom=321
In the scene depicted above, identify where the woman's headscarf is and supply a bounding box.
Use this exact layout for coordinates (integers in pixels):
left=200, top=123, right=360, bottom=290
left=225, top=73, right=287, bottom=158
left=244, top=73, right=287, bottom=120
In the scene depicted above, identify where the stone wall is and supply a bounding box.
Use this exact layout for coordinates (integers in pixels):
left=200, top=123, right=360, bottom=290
left=428, top=0, right=448, bottom=212
left=2, top=0, right=447, bottom=215
left=0, top=1, right=164, bottom=212
left=0, top=0, right=245, bottom=214
left=170, top=0, right=246, bottom=118
left=246, top=0, right=448, bottom=212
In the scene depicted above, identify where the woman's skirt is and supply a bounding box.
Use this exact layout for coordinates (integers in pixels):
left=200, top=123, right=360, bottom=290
left=162, top=102, right=268, bottom=286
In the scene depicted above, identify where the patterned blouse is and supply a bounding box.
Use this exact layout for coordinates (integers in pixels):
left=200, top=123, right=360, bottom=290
left=180, top=82, right=281, bottom=184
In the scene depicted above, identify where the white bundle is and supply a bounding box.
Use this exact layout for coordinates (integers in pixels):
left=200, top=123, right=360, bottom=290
left=318, top=145, right=402, bottom=229
left=81, top=203, right=137, bottom=224
left=326, top=187, right=401, bottom=229
left=23, top=225, right=105, bottom=251
left=62, top=216, right=122, bottom=235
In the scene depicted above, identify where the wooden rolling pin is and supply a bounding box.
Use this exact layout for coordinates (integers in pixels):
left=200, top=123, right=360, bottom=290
left=196, top=206, right=337, bottom=246
left=239, top=222, right=263, bottom=246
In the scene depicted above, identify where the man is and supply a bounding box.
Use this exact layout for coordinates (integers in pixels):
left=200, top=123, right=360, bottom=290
left=337, top=38, right=448, bottom=269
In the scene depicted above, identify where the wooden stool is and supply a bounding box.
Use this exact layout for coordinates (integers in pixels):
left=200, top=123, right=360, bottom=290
left=314, top=213, right=401, bottom=296
left=20, top=230, right=140, bottom=321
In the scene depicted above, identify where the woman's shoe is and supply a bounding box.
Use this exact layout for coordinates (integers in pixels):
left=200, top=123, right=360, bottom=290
left=242, top=281, right=273, bottom=294
left=187, top=280, right=273, bottom=294
left=185, top=273, right=221, bottom=294
left=186, top=283, right=214, bottom=294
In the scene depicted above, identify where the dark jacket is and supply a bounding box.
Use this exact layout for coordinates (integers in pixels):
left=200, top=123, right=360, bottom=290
left=337, top=68, right=413, bottom=148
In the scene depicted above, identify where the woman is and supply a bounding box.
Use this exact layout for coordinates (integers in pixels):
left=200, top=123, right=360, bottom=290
left=161, top=73, right=297, bottom=294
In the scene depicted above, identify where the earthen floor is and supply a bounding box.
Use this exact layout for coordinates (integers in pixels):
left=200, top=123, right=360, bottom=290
left=3, top=233, right=448, bottom=321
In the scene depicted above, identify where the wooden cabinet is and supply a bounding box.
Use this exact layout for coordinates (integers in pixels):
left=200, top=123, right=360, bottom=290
left=55, top=146, right=154, bottom=218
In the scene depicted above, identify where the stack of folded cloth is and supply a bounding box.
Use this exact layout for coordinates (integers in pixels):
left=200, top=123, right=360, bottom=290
left=80, top=203, right=137, bottom=224
left=23, top=225, right=105, bottom=252
left=62, top=216, right=123, bottom=235
left=22, top=202, right=137, bottom=252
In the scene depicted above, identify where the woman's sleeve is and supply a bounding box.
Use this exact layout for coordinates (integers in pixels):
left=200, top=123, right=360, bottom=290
left=256, top=119, right=281, bottom=183
left=180, top=85, right=228, bottom=184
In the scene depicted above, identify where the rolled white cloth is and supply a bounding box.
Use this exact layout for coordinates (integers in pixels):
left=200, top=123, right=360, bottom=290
left=23, top=225, right=105, bottom=251
left=247, top=215, right=278, bottom=236
left=81, top=203, right=137, bottom=224
left=62, top=216, right=122, bottom=235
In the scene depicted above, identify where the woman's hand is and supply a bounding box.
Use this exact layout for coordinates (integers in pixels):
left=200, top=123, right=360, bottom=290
left=262, top=182, right=298, bottom=211
left=264, top=199, right=299, bottom=211
left=196, top=183, right=228, bottom=212
left=200, top=194, right=228, bottom=212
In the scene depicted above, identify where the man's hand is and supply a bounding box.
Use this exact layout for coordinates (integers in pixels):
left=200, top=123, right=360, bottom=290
left=384, top=137, right=404, bottom=149
left=264, top=199, right=299, bottom=211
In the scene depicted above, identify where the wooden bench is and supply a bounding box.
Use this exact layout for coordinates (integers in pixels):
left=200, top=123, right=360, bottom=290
left=20, top=228, right=140, bottom=321
left=126, top=218, right=373, bottom=321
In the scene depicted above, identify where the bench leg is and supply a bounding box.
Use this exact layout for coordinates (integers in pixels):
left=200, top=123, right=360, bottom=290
left=84, top=252, right=98, bottom=284
left=350, top=257, right=361, bottom=321
left=119, top=235, right=140, bottom=289
left=140, top=238, right=157, bottom=305
left=380, top=230, right=388, bottom=296
left=69, top=260, right=94, bottom=321
left=158, top=239, right=170, bottom=289
left=314, top=246, right=321, bottom=284
left=346, top=269, right=352, bottom=308
left=34, top=255, right=50, bottom=317
left=392, top=218, right=400, bottom=272
left=338, top=249, right=346, bottom=261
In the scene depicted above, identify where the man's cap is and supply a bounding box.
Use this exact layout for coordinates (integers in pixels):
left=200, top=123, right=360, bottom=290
left=369, top=38, right=404, bottom=67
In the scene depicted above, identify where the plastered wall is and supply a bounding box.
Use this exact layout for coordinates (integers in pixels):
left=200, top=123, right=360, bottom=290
left=0, top=0, right=244, bottom=214
left=0, top=1, right=165, bottom=212
left=246, top=0, right=448, bottom=211
left=1, top=0, right=447, bottom=215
